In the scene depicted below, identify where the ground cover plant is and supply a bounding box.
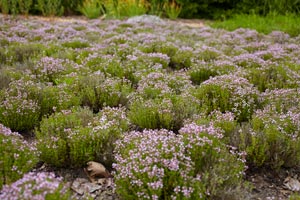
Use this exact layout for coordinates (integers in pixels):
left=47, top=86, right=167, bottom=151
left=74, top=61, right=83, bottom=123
left=0, top=14, right=300, bottom=199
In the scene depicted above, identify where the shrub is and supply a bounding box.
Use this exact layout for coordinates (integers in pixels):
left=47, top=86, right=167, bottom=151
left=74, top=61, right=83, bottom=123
left=241, top=108, right=300, bottom=170
left=36, top=107, right=129, bottom=168
left=170, top=47, right=194, bottom=69
left=113, top=126, right=246, bottom=200
left=36, top=107, right=94, bottom=167
left=187, top=110, right=237, bottom=141
left=69, top=106, right=130, bottom=167
left=31, top=57, right=67, bottom=84
left=38, top=83, right=81, bottom=117
left=0, top=172, right=71, bottom=200
left=6, top=43, right=44, bottom=64
left=135, top=72, right=174, bottom=99
left=75, top=72, right=132, bottom=112
left=0, top=80, right=40, bottom=132
left=164, top=0, right=182, bottom=19
left=128, top=97, right=174, bottom=130
left=78, top=0, right=105, bottom=19
left=114, top=129, right=199, bottom=200
left=189, top=60, right=237, bottom=85
left=260, top=88, right=300, bottom=113
left=18, top=0, right=33, bottom=15
left=245, top=64, right=298, bottom=92
left=118, top=0, right=148, bottom=17
left=195, top=45, right=222, bottom=62
left=62, top=40, right=90, bottom=49
left=0, top=124, right=38, bottom=189
left=179, top=123, right=247, bottom=199
left=0, top=0, right=18, bottom=15
left=193, top=74, right=259, bottom=122
left=37, top=0, right=64, bottom=16
left=0, top=68, right=13, bottom=90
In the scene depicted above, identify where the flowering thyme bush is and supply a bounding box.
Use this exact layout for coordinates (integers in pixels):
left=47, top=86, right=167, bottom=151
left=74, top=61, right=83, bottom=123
left=0, top=80, right=40, bottom=132
left=31, top=57, right=71, bottom=84
left=244, top=64, right=298, bottom=92
left=187, top=110, right=237, bottom=140
left=69, top=106, right=130, bottom=167
left=38, top=83, right=81, bottom=117
left=260, top=88, right=300, bottom=113
left=114, top=126, right=246, bottom=199
left=135, top=72, right=193, bottom=99
left=242, top=108, right=300, bottom=169
left=0, top=124, right=38, bottom=189
left=189, top=60, right=237, bottom=85
left=0, top=172, right=71, bottom=200
left=37, top=106, right=130, bottom=167
left=36, top=107, right=94, bottom=167
left=194, top=74, right=259, bottom=122
left=75, top=72, right=132, bottom=112
left=129, top=93, right=199, bottom=131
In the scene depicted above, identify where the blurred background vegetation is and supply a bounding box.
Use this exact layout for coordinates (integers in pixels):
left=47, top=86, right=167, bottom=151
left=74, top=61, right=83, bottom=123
left=0, top=0, right=300, bottom=19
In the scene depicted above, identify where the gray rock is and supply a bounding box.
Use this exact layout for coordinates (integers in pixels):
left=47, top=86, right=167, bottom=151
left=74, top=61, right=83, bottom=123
left=126, top=15, right=166, bottom=25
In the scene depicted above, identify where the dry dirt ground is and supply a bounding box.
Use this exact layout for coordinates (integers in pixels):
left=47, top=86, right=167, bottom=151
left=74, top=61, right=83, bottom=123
left=6, top=14, right=300, bottom=200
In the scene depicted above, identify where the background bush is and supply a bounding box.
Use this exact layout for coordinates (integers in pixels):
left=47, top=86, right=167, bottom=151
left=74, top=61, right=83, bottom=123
left=1, top=0, right=300, bottom=19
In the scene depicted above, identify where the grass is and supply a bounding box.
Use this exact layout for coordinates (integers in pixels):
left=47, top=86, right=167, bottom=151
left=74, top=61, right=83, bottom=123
left=210, top=13, right=300, bottom=37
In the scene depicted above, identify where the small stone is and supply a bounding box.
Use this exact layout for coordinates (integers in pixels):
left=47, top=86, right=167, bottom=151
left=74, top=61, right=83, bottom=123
left=71, top=178, right=89, bottom=195
left=283, top=176, right=300, bottom=191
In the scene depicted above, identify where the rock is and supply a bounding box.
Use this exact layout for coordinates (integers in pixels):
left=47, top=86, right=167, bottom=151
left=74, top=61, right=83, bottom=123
left=126, top=15, right=166, bottom=25
left=85, top=161, right=112, bottom=183
left=71, top=178, right=88, bottom=195
left=283, top=176, right=300, bottom=191
left=83, top=182, right=102, bottom=193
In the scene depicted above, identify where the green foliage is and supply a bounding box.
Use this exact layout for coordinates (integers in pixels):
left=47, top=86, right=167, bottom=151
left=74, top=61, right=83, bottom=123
left=119, top=0, right=147, bottom=17
left=0, top=124, right=38, bottom=189
left=36, top=107, right=129, bottom=168
left=193, top=75, right=259, bottom=122
left=210, top=13, right=300, bottom=37
left=0, top=85, right=40, bottom=132
left=189, top=62, right=236, bottom=85
left=0, top=68, right=13, bottom=90
left=290, top=193, right=300, bottom=200
left=78, top=0, right=105, bottom=19
left=36, top=107, right=94, bottom=167
left=18, top=0, right=33, bottom=15
left=180, top=124, right=246, bottom=199
left=0, top=0, right=18, bottom=15
left=246, top=65, right=297, bottom=92
left=63, top=0, right=84, bottom=15
left=129, top=97, right=174, bottom=130
left=6, top=43, right=44, bottom=64
left=236, top=0, right=300, bottom=16
left=240, top=108, right=300, bottom=170
left=129, top=94, right=199, bottom=131
left=260, top=89, right=300, bottom=113
left=164, top=0, right=182, bottom=19
left=75, top=73, right=132, bottom=112
left=37, top=0, right=64, bottom=16
left=149, top=0, right=166, bottom=16
left=170, top=48, right=194, bottom=69
left=69, top=107, right=130, bottom=167
left=38, top=84, right=81, bottom=117
left=114, top=126, right=247, bottom=200
left=62, top=40, right=90, bottom=49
